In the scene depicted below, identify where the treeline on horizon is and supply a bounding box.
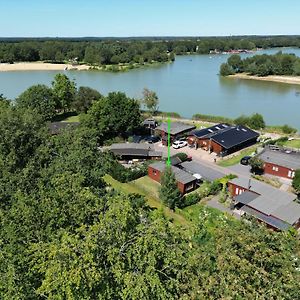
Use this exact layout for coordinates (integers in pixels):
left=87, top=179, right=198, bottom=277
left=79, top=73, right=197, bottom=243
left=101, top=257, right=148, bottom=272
left=1, top=74, right=300, bottom=298
left=1, top=35, right=300, bottom=65
left=220, top=52, right=300, bottom=77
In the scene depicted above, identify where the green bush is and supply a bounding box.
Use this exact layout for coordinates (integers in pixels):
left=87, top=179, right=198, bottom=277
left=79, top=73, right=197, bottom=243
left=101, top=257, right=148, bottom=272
left=173, top=152, right=188, bottom=162
left=209, top=180, right=222, bottom=195
left=192, top=114, right=233, bottom=124
left=178, top=193, right=200, bottom=209
left=281, top=124, right=297, bottom=134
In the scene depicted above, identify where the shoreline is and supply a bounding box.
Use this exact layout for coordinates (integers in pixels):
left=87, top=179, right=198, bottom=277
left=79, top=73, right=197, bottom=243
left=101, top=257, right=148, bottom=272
left=0, top=62, right=91, bottom=72
left=0, top=61, right=169, bottom=72
left=228, top=73, right=300, bottom=85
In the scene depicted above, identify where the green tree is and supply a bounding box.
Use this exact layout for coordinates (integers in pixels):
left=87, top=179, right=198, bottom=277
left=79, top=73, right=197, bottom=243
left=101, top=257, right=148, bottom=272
left=15, top=84, right=56, bottom=120
left=234, top=115, right=250, bottom=126
left=292, top=169, right=300, bottom=194
left=73, top=86, right=102, bottom=114
left=220, top=63, right=234, bottom=76
left=82, top=92, right=141, bottom=141
left=249, top=156, right=264, bottom=174
left=227, top=54, right=243, bottom=72
left=52, top=74, right=76, bottom=112
left=159, top=166, right=181, bottom=210
left=142, top=88, right=159, bottom=115
left=249, top=113, right=265, bottom=129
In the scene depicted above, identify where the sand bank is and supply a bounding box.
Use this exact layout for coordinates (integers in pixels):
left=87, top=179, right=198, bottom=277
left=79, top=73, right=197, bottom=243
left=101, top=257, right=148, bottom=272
left=229, top=73, right=300, bottom=85
left=0, top=62, right=90, bottom=72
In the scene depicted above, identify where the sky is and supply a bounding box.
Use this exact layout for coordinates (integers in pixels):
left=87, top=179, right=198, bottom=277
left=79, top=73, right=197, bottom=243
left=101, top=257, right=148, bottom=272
left=0, top=0, right=299, bottom=37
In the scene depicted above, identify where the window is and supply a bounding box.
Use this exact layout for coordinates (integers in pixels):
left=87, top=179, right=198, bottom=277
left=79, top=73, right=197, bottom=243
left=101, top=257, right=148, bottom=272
left=235, top=187, right=239, bottom=195
left=153, top=170, right=157, bottom=175
left=272, top=166, right=279, bottom=172
left=185, top=182, right=194, bottom=191
left=288, top=170, right=295, bottom=178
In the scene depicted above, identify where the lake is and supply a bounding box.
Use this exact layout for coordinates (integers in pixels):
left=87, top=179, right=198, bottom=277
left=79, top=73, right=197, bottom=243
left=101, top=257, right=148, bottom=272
left=1, top=48, right=300, bottom=129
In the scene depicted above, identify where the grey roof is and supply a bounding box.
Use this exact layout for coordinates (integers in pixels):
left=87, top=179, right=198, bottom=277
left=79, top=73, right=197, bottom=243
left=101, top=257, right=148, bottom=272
left=242, top=206, right=291, bottom=231
left=272, top=202, right=300, bottom=225
left=156, top=122, right=196, bottom=136
left=233, top=190, right=259, bottom=205
left=180, top=161, right=226, bottom=182
left=259, top=148, right=300, bottom=170
left=231, top=176, right=299, bottom=226
left=110, top=143, right=162, bottom=158
left=149, top=162, right=196, bottom=184
left=229, top=177, right=296, bottom=203
left=170, top=156, right=182, bottom=166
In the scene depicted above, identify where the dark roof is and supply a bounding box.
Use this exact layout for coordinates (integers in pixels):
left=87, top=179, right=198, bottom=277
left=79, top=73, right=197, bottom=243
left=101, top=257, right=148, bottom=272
left=242, top=206, right=291, bottom=231
left=180, top=161, right=226, bottom=182
left=156, top=122, right=196, bottom=136
left=143, top=119, right=157, bottom=126
left=233, top=190, right=259, bottom=205
left=259, top=148, right=300, bottom=170
left=192, top=123, right=230, bottom=139
left=272, top=202, right=300, bottom=225
left=149, top=162, right=196, bottom=184
left=170, top=156, right=182, bottom=166
left=211, top=125, right=259, bottom=150
left=110, top=143, right=162, bottom=158
left=48, top=122, right=80, bottom=135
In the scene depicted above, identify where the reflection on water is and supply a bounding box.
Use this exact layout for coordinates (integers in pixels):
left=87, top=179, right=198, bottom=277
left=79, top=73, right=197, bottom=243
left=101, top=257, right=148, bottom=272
left=0, top=47, right=300, bottom=129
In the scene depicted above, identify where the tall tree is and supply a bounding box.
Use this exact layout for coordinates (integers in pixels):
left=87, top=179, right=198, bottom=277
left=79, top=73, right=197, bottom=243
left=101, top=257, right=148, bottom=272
left=15, top=84, right=56, bottom=120
left=82, top=92, right=141, bottom=141
left=159, top=166, right=181, bottom=210
left=292, top=169, right=300, bottom=194
left=142, top=88, right=159, bottom=115
left=52, top=74, right=76, bottom=112
left=72, top=86, right=102, bottom=114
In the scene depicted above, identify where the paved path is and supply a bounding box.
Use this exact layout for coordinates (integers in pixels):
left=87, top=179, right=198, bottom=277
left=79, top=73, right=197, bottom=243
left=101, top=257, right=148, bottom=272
left=207, top=196, right=241, bottom=219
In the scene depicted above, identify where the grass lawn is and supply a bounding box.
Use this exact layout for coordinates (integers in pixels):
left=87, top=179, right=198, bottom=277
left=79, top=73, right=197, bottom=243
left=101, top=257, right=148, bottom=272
left=217, top=146, right=257, bottom=167
left=103, top=175, right=189, bottom=226
left=61, top=115, right=80, bottom=123
left=279, top=139, right=300, bottom=149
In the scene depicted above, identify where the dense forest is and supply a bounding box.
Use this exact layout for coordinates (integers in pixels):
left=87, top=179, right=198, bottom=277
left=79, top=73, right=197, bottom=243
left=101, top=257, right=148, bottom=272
left=1, top=78, right=300, bottom=298
left=220, top=52, right=300, bottom=76
left=0, top=35, right=300, bottom=65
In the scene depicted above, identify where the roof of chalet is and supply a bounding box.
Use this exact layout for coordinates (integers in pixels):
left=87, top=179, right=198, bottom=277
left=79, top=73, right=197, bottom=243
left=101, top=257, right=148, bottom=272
left=149, top=161, right=196, bottom=184
left=259, top=147, right=300, bottom=170
left=179, top=161, right=226, bottom=182
left=232, top=177, right=300, bottom=227
left=110, top=143, right=162, bottom=158
left=211, top=125, right=259, bottom=149
left=156, top=122, right=196, bottom=136
left=48, top=122, right=80, bottom=135
left=192, top=123, right=230, bottom=138
left=242, top=206, right=291, bottom=231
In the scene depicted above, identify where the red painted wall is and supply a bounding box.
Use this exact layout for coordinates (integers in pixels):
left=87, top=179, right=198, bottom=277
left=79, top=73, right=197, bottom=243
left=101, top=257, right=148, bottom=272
left=148, top=166, right=195, bottom=194
left=264, top=162, right=295, bottom=179
left=228, top=182, right=247, bottom=197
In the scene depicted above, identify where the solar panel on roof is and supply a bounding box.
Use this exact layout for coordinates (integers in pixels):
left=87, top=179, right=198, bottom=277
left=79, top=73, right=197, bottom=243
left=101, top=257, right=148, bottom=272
left=216, top=126, right=220, bottom=130
left=242, top=128, right=247, bottom=132
left=208, top=129, right=213, bottom=133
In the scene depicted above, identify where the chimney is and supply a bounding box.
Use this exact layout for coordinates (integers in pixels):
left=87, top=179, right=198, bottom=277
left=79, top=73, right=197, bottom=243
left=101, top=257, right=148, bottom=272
left=248, top=178, right=251, bottom=190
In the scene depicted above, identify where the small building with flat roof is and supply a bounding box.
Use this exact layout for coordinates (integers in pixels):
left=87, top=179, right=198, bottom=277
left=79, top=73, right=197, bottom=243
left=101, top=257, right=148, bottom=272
left=258, top=146, right=300, bottom=179
left=110, top=143, right=162, bottom=160
left=156, top=122, right=196, bottom=146
left=48, top=122, right=80, bottom=135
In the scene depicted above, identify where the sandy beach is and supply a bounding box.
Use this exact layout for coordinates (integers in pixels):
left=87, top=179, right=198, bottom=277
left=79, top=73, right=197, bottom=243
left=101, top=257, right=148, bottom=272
left=229, top=73, right=300, bottom=85
left=0, top=62, right=91, bottom=72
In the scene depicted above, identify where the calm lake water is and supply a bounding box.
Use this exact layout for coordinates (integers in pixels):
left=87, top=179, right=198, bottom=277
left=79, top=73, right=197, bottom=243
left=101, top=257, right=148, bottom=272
left=1, top=48, right=300, bottom=129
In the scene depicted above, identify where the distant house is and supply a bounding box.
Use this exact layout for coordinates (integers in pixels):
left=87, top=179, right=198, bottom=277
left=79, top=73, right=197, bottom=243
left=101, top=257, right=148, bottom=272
left=258, top=146, right=300, bottom=179
left=148, top=161, right=197, bottom=194
left=228, top=177, right=300, bottom=231
left=48, top=122, right=80, bottom=135
left=143, top=118, right=158, bottom=129
left=188, top=124, right=259, bottom=156
left=155, top=122, right=196, bottom=146
left=110, top=143, right=162, bottom=160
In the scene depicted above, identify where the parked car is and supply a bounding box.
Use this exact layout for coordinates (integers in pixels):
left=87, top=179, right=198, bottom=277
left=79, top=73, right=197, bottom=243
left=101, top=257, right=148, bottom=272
left=172, top=140, right=188, bottom=149
left=144, top=135, right=160, bottom=144
left=240, top=156, right=252, bottom=165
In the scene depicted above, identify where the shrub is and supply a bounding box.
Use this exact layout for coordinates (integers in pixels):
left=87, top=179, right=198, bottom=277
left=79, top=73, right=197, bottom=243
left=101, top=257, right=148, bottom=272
left=178, top=193, right=200, bottom=209
left=173, top=152, right=188, bottom=162
left=209, top=180, right=222, bottom=195
left=281, top=124, right=297, bottom=134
